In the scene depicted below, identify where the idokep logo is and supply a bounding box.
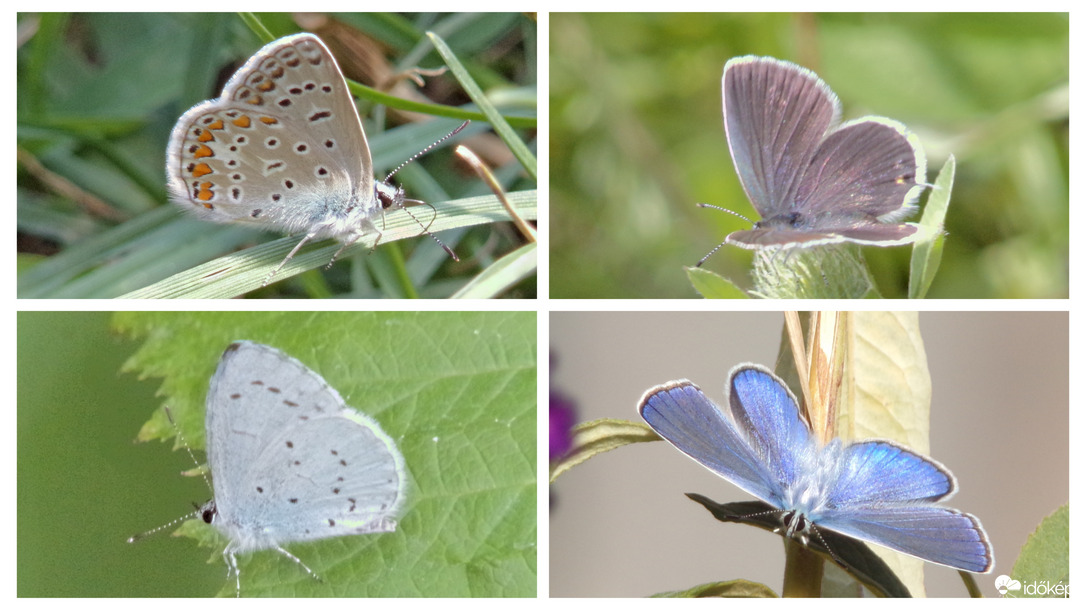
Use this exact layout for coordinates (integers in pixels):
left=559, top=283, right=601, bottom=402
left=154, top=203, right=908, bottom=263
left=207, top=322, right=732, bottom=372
left=995, top=574, right=1069, bottom=597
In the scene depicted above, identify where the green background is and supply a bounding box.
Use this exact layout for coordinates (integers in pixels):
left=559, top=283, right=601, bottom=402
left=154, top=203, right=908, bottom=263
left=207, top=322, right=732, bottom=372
left=18, top=311, right=536, bottom=596
left=550, top=13, right=1068, bottom=298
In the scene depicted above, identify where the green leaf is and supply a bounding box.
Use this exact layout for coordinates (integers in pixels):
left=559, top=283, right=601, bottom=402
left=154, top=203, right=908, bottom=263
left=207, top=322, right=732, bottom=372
left=1008, top=504, right=1069, bottom=597
left=117, top=191, right=537, bottom=298
left=908, top=155, right=954, bottom=299
left=686, top=266, right=750, bottom=298
left=686, top=496, right=910, bottom=598
left=549, top=418, right=659, bottom=483
left=652, top=579, right=779, bottom=598
left=428, top=31, right=537, bottom=181
left=452, top=242, right=537, bottom=298
left=115, top=311, right=536, bottom=597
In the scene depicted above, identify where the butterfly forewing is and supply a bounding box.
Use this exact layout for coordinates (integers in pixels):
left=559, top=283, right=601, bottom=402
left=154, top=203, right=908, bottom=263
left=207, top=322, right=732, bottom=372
left=639, top=379, right=786, bottom=508
left=723, top=56, right=839, bottom=220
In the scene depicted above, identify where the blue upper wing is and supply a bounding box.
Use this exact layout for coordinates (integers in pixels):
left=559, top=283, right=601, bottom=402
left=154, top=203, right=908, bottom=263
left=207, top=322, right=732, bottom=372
left=830, top=440, right=956, bottom=505
left=813, top=440, right=993, bottom=573
left=726, top=365, right=813, bottom=498
left=639, top=380, right=784, bottom=506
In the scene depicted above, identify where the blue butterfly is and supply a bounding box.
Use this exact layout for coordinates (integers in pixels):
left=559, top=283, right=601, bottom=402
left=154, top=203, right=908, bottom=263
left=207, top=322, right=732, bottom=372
left=638, top=363, right=993, bottom=574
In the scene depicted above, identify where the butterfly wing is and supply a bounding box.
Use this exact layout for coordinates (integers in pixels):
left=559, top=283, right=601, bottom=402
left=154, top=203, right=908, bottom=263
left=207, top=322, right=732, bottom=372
left=802, top=118, right=926, bottom=220
left=722, top=56, right=925, bottom=249
left=243, top=409, right=405, bottom=546
left=639, top=380, right=785, bottom=506
left=815, top=505, right=993, bottom=574
left=776, top=117, right=925, bottom=246
left=205, top=341, right=405, bottom=551
left=725, top=217, right=919, bottom=249
left=722, top=55, right=840, bottom=223
left=207, top=341, right=314, bottom=521
left=813, top=440, right=993, bottom=573
left=829, top=440, right=957, bottom=504
left=725, top=365, right=813, bottom=495
left=166, top=34, right=379, bottom=240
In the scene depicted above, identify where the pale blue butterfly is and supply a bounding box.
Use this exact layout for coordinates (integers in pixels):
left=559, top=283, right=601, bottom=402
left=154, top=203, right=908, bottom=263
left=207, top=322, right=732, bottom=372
left=130, top=341, right=406, bottom=597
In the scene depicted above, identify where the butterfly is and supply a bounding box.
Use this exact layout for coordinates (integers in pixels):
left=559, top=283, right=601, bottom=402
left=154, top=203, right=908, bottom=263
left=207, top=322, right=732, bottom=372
left=166, top=34, right=458, bottom=285
left=638, top=363, right=993, bottom=575
left=698, top=56, right=927, bottom=266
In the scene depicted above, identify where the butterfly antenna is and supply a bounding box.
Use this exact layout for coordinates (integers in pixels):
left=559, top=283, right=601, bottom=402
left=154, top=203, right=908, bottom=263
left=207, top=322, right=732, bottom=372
left=383, top=120, right=470, bottom=183
left=127, top=507, right=202, bottom=543
left=696, top=240, right=728, bottom=267
left=162, top=406, right=213, bottom=493
left=126, top=407, right=210, bottom=544
left=695, top=203, right=754, bottom=267
left=380, top=121, right=469, bottom=262
left=762, top=509, right=845, bottom=570
left=697, top=202, right=752, bottom=224
left=806, top=524, right=844, bottom=569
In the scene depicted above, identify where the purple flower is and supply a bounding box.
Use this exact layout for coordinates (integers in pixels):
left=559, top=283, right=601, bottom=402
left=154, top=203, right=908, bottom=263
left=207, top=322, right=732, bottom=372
left=550, top=352, right=578, bottom=461
left=550, top=389, right=577, bottom=460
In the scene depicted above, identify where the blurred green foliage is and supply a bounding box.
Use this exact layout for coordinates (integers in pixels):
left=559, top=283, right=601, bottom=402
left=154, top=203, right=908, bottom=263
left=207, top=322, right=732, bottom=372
left=551, top=13, right=1068, bottom=298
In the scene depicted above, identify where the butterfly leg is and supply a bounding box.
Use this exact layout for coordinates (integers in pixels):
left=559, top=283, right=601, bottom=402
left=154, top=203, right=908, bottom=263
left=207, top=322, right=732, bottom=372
left=262, top=232, right=319, bottom=286
left=327, top=232, right=366, bottom=269
left=326, top=217, right=384, bottom=269
left=273, top=544, right=322, bottom=583
left=223, top=548, right=241, bottom=597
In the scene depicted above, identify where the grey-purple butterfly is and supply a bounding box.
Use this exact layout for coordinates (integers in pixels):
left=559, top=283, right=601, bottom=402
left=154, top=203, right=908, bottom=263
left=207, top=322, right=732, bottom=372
left=698, top=56, right=927, bottom=266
